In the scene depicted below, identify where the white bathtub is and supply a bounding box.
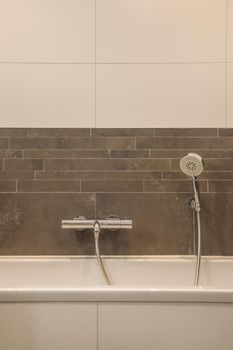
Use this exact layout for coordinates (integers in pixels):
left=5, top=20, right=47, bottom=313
left=0, top=256, right=233, bottom=350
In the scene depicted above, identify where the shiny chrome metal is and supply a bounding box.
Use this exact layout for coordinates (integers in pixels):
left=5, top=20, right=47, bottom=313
left=61, top=216, right=133, bottom=286
left=180, top=154, right=203, bottom=287
left=62, top=218, right=132, bottom=230
left=93, top=220, right=111, bottom=285
left=191, top=176, right=201, bottom=286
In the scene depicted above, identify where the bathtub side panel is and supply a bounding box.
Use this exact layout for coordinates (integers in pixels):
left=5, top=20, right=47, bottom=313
left=98, top=302, right=233, bottom=350
left=0, top=302, right=97, bottom=350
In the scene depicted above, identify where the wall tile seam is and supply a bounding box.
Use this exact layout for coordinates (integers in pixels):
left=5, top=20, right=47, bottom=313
left=17, top=148, right=233, bottom=154
left=3, top=170, right=233, bottom=174
left=7, top=138, right=226, bottom=142
left=225, top=0, right=229, bottom=127
left=0, top=191, right=224, bottom=194
left=0, top=62, right=228, bottom=64
left=0, top=133, right=225, bottom=139
left=16, top=153, right=233, bottom=158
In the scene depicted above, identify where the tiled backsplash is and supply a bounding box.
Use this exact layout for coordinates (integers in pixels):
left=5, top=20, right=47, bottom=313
left=0, top=128, right=232, bottom=255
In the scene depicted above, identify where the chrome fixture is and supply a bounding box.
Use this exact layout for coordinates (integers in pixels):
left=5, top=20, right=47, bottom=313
left=180, top=153, right=203, bottom=286
left=62, top=216, right=133, bottom=285
left=62, top=218, right=132, bottom=231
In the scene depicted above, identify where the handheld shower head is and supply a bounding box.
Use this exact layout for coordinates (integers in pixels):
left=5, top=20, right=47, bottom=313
left=180, top=153, right=203, bottom=177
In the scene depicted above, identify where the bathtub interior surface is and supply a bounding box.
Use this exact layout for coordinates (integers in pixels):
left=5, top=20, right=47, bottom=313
left=0, top=256, right=232, bottom=289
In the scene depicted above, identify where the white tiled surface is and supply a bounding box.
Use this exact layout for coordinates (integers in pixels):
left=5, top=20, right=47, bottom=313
left=96, top=0, right=226, bottom=63
left=228, top=0, right=233, bottom=62
left=99, top=303, right=233, bottom=350
left=0, top=303, right=97, bottom=350
left=0, top=64, right=95, bottom=127
left=227, top=63, right=233, bottom=126
left=96, top=64, right=225, bottom=127
left=0, top=0, right=95, bottom=62
left=0, top=0, right=231, bottom=128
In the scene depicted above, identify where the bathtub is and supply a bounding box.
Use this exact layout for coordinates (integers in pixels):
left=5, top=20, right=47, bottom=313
left=0, top=256, right=233, bottom=350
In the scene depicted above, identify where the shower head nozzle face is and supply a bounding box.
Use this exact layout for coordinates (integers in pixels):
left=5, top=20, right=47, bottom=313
left=180, top=153, right=203, bottom=177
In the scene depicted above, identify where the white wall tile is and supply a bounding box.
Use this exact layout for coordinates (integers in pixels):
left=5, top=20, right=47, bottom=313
left=228, top=0, right=233, bottom=61
left=0, top=64, right=95, bottom=127
left=99, top=303, right=233, bottom=350
left=0, top=303, right=97, bottom=350
left=96, top=64, right=225, bottom=128
left=96, top=0, right=226, bottom=63
left=227, top=63, right=233, bottom=126
left=0, top=0, right=95, bottom=62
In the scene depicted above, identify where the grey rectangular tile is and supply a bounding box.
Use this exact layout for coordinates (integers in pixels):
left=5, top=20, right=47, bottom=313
left=0, top=171, right=35, bottom=179
left=26, top=128, right=91, bottom=137
left=171, top=158, right=233, bottom=171
left=37, top=171, right=162, bottom=180
left=111, top=150, right=149, bottom=158
left=24, top=150, right=110, bottom=159
left=163, top=171, right=233, bottom=180
left=0, top=138, right=8, bottom=149
left=81, top=180, right=143, bottom=192
left=11, top=137, right=135, bottom=150
left=18, top=180, right=81, bottom=193
left=92, top=128, right=153, bottom=137
left=0, top=193, right=95, bottom=254
left=45, top=158, right=170, bottom=171
left=153, top=128, right=217, bottom=137
left=163, top=171, right=193, bottom=180
left=200, top=172, right=233, bottom=180
left=0, top=150, right=22, bottom=158
left=219, top=128, right=233, bottom=136
left=204, top=159, right=233, bottom=171
left=0, top=180, right=16, bottom=192
left=0, top=128, right=26, bottom=137
left=151, top=149, right=233, bottom=158
left=137, top=137, right=233, bottom=149
left=209, top=181, right=233, bottom=192
left=5, top=159, right=43, bottom=171
left=144, top=180, right=207, bottom=193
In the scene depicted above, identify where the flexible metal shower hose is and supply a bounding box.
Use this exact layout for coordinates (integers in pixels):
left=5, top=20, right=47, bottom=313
left=192, top=177, right=202, bottom=286
left=94, top=230, right=111, bottom=285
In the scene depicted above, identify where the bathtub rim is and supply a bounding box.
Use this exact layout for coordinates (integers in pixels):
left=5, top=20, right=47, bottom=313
left=0, top=255, right=232, bottom=260
left=0, top=255, right=232, bottom=303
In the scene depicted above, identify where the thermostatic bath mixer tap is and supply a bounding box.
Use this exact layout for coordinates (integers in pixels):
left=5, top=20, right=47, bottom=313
left=62, top=216, right=133, bottom=285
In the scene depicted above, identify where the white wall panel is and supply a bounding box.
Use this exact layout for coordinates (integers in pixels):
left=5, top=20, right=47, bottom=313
left=227, top=63, right=233, bottom=126
left=99, top=303, right=233, bottom=350
left=228, top=0, right=233, bottom=61
left=96, top=64, right=225, bottom=127
left=0, top=303, right=97, bottom=350
left=96, top=0, right=226, bottom=63
left=0, top=0, right=95, bottom=62
left=0, top=64, right=95, bottom=127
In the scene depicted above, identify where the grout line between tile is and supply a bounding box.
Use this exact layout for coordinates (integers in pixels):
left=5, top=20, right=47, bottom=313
left=94, top=0, right=97, bottom=128
left=0, top=61, right=227, bottom=65
left=225, top=0, right=229, bottom=128
left=94, top=193, right=97, bottom=219
left=97, top=303, right=99, bottom=350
